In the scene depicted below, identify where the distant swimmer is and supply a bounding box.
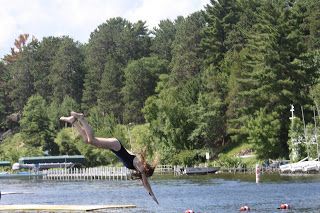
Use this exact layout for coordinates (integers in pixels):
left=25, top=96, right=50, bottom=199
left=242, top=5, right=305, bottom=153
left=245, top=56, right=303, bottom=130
left=60, top=111, right=159, bottom=204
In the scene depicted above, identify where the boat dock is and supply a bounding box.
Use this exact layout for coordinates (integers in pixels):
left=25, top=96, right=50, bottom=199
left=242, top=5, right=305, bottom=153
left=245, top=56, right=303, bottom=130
left=42, top=166, right=131, bottom=181
left=0, top=204, right=136, bottom=212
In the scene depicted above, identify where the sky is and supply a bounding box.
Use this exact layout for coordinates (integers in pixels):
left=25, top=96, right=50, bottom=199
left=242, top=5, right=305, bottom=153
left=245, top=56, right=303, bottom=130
left=0, top=0, right=210, bottom=59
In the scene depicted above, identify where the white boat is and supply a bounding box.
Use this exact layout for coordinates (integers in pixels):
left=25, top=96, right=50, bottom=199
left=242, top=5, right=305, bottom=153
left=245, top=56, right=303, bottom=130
left=280, top=160, right=320, bottom=173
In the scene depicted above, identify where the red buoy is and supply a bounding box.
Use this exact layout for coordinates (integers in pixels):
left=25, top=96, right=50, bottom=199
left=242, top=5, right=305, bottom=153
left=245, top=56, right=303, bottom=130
left=185, top=210, right=195, bottom=213
left=279, top=203, right=290, bottom=209
left=239, top=205, right=250, bottom=211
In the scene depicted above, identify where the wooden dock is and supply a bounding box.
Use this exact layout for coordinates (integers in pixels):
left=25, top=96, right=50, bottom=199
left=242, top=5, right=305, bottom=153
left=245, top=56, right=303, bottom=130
left=42, top=167, right=130, bottom=181
left=0, top=204, right=136, bottom=212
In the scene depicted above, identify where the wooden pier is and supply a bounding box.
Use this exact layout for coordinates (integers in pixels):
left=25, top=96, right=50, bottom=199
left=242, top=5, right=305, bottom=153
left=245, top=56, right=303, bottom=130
left=155, top=165, right=173, bottom=174
left=42, top=167, right=131, bottom=181
left=0, top=204, right=136, bottom=212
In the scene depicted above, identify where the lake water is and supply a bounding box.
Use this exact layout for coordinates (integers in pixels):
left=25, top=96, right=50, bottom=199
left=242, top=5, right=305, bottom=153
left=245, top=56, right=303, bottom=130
left=1, top=173, right=320, bottom=212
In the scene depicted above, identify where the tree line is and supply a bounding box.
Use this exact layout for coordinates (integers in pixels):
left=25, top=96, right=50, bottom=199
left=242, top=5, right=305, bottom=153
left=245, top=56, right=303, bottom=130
left=1, top=0, right=320, bottom=166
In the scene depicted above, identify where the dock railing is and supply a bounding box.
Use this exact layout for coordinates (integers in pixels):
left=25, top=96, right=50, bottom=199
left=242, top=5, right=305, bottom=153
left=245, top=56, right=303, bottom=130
left=42, top=167, right=130, bottom=181
left=154, top=165, right=174, bottom=174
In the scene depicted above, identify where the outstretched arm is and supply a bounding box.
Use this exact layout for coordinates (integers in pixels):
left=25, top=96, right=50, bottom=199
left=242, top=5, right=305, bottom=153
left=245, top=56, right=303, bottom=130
left=133, top=158, right=159, bottom=205
left=141, top=172, right=159, bottom=204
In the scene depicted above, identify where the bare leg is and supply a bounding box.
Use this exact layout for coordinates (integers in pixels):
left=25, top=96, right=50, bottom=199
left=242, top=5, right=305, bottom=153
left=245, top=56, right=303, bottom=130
left=73, top=121, right=90, bottom=144
left=71, top=112, right=95, bottom=143
left=71, top=111, right=121, bottom=151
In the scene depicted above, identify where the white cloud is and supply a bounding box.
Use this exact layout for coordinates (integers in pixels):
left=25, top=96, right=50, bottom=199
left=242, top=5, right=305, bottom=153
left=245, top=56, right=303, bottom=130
left=126, top=0, right=204, bottom=28
left=0, top=0, right=210, bottom=59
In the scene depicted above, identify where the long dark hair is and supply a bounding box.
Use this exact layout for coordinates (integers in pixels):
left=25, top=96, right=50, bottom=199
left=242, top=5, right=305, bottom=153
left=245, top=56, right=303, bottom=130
left=131, top=150, right=158, bottom=180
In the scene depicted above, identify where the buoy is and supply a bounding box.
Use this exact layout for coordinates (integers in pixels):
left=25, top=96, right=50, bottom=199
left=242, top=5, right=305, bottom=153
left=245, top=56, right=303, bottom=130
left=279, top=203, right=289, bottom=209
left=239, top=205, right=250, bottom=211
left=185, top=210, right=195, bottom=213
left=256, top=164, right=260, bottom=183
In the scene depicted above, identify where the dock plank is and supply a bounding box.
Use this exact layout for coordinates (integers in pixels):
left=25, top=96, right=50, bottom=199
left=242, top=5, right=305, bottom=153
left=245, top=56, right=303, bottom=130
left=0, top=204, right=136, bottom=211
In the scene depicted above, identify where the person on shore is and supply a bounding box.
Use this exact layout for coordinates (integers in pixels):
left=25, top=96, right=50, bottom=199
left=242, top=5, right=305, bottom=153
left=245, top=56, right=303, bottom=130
left=60, top=111, right=159, bottom=204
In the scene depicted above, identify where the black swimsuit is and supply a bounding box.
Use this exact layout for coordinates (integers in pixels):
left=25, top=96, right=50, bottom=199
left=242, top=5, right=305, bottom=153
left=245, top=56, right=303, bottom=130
left=111, top=141, right=136, bottom=170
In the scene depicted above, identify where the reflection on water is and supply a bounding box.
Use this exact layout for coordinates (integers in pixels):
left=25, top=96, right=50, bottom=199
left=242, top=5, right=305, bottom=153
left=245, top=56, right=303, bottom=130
left=1, top=174, right=320, bottom=212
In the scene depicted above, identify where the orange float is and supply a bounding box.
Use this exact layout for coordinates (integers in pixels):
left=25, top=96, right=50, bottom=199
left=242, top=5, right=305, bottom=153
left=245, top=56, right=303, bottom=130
left=239, top=205, right=250, bottom=211
left=279, top=203, right=290, bottom=209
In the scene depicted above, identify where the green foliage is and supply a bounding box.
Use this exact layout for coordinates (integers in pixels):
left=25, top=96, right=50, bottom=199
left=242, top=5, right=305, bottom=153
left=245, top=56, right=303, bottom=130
left=48, top=96, right=79, bottom=131
left=49, top=36, right=84, bottom=103
left=0, top=62, right=9, bottom=128
left=190, top=91, right=226, bottom=148
left=82, top=17, right=150, bottom=113
left=122, top=56, right=168, bottom=123
left=97, top=56, right=124, bottom=120
left=143, top=80, right=198, bottom=151
left=171, top=150, right=206, bottom=167
left=216, top=153, right=243, bottom=168
left=32, top=37, right=61, bottom=101
left=246, top=108, right=281, bottom=159
left=201, top=0, right=240, bottom=69
left=6, top=41, right=38, bottom=111
left=20, top=95, right=58, bottom=154
left=127, top=123, right=160, bottom=164
left=151, top=19, right=176, bottom=61
left=170, top=12, right=205, bottom=84
left=55, top=128, right=81, bottom=155
left=0, top=133, right=43, bottom=163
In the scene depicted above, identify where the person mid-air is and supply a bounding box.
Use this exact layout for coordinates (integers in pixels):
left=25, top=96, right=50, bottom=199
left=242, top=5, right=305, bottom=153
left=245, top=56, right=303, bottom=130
left=60, top=111, right=159, bottom=204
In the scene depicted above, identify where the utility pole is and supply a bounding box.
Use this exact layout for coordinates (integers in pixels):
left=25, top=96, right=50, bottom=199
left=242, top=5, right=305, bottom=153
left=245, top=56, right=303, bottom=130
left=301, top=106, right=309, bottom=160
left=313, top=108, right=319, bottom=161
left=290, top=104, right=295, bottom=121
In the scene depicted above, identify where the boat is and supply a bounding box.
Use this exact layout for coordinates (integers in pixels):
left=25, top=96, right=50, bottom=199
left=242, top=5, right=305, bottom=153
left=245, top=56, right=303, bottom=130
left=183, top=167, right=220, bottom=175
left=279, top=159, right=320, bottom=173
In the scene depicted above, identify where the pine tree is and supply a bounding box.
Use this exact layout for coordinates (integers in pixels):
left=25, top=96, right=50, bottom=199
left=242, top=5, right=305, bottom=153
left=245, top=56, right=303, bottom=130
left=122, top=56, right=168, bottom=124
left=0, top=62, right=9, bottom=127
left=33, top=37, right=62, bottom=102
left=98, top=56, right=124, bottom=121
left=49, top=36, right=84, bottom=103
left=20, top=95, right=57, bottom=154
left=201, top=0, right=240, bottom=70
left=170, top=12, right=205, bottom=84
left=151, top=19, right=176, bottom=61
left=7, top=41, right=38, bottom=111
left=82, top=17, right=150, bottom=112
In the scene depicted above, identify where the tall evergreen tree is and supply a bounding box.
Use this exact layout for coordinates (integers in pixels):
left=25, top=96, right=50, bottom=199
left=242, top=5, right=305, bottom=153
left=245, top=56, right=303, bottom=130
left=226, top=0, right=286, bottom=146
left=33, top=37, right=62, bottom=102
left=122, top=56, right=168, bottom=124
left=98, top=56, right=124, bottom=120
left=7, top=41, right=38, bottom=111
left=201, top=0, right=240, bottom=70
left=151, top=19, right=176, bottom=61
left=82, top=17, right=150, bottom=112
left=170, top=12, right=206, bottom=84
left=0, top=62, right=9, bottom=127
left=20, top=95, right=57, bottom=154
left=49, top=36, right=84, bottom=103
left=200, top=0, right=242, bottom=146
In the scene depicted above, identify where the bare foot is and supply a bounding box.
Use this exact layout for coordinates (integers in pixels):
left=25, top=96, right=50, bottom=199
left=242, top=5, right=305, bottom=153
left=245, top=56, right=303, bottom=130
left=71, top=111, right=84, bottom=119
left=60, top=116, right=75, bottom=124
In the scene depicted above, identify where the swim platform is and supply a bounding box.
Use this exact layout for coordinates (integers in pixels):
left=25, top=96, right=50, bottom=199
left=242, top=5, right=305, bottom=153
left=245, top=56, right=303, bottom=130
left=0, top=204, right=136, bottom=211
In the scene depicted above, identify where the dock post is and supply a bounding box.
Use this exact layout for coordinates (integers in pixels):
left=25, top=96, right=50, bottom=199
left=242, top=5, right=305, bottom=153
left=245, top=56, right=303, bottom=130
left=256, top=164, right=261, bottom=183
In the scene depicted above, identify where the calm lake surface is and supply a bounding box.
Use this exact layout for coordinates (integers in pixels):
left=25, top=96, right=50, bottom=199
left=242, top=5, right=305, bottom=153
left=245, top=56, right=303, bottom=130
left=1, top=173, right=320, bottom=212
